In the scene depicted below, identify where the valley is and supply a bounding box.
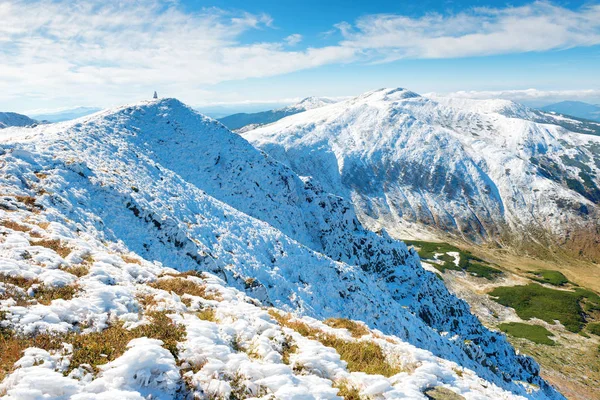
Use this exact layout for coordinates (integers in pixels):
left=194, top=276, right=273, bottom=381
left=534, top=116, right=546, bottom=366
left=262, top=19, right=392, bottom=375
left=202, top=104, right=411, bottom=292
left=405, top=239, right=600, bottom=400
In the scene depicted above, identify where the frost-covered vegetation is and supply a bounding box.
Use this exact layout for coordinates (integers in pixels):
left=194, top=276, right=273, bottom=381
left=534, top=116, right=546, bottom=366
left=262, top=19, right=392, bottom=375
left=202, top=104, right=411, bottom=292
left=0, top=98, right=562, bottom=399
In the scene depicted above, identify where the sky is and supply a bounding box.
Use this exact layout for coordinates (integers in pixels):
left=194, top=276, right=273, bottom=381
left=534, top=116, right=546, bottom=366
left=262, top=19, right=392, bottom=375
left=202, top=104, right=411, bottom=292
left=1, top=0, right=600, bottom=115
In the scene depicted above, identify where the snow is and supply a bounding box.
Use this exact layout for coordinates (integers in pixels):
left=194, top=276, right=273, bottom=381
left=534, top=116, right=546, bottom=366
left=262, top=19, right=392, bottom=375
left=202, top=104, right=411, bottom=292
left=243, top=88, right=600, bottom=255
left=0, top=112, right=38, bottom=129
left=0, top=97, right=562, bottom=399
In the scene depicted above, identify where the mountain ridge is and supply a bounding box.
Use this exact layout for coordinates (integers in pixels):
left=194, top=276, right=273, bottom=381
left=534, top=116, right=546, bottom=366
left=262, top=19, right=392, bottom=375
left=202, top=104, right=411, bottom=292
left=218, top=97, right=337, bottom=131
left=0, top=98, right=561, bottom=398
left=541, top=101, right=600, bottom=122
left=0, top=112, right=38, bottom=129
left=243, top=88, right=600, bottom=263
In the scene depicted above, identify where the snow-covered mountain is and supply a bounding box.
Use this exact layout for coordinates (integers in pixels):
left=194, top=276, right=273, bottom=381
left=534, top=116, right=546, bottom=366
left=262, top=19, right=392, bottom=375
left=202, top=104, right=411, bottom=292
left=243, top=88, right=600, bottom=262
left=541, top=101, right=600, bottom=123
left=0, top=98, right=561, bottom=398
left=0, top=112, right=37, bottom=129
left=219, top=97, right=337, bottom=131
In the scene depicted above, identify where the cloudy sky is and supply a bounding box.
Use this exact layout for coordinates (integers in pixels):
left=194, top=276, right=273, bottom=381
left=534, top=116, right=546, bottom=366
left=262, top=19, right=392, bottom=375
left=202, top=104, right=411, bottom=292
left=1, top=0, right=600, bottom=113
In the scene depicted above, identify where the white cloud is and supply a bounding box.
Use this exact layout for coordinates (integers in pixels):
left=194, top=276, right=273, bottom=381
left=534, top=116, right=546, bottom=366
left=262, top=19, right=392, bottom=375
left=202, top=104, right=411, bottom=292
left=1, top=0, right=599, bottom=109
left=337, top=1, right=600, bottom=60
left=0, top=0, right=355, bottom=107
left=425, top=88, right=600, bottom=105
left=284, top=34, right=303, bottom=46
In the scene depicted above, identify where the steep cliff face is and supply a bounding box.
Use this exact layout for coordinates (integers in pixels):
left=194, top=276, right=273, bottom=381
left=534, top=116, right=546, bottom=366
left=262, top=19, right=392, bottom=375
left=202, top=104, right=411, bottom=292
left=243, top=88, right=600, bottom=260
left=0, top=99, right=562, bottom=398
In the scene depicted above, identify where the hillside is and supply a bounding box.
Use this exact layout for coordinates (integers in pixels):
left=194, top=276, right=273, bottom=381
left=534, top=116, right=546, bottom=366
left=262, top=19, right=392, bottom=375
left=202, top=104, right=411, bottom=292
left=0, top=99, right=561, bottom=399
left=0, top=112, right=37, bottom=129
left=219, top=97, right=336, bottom=130
left=243, top=88, right=600, bottom=263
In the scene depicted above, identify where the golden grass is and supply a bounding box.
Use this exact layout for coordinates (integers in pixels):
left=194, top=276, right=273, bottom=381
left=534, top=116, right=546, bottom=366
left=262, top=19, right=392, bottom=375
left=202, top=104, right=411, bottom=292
left=197, top=307, right=217, bottom=322
left=31, top=239, right=71, bottom=258
left=1, top=273, right=78, bottom=305
left=0, top=273, right=36, bottom=289
left=324, top=318, right=369, bottom=338
left=0, top=220, right=30, bottom=232
left=334, top=380, right=361, bottom=400
left=15, top=196, right=38, bottom=209
left=67, top=311, right=186, bottom=371
left=60, top=264, right=90, bottom=278
left=121, top=254, right=141, bottom=265
left=33, top=284, right=77, bottom=305
left=0, top=310, right=187, bottom=380
left=36, top=222, right=50, bottom=230
left=269, top=310, right=400, bottom=377
left=151, top=277, right=221, bottom=301
left=280, top=334, right=298, bottom=365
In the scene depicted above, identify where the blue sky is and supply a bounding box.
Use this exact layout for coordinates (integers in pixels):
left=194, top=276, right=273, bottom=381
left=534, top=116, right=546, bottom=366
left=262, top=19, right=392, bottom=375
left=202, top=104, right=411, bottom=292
left=1, top=0, right=599, bottom=114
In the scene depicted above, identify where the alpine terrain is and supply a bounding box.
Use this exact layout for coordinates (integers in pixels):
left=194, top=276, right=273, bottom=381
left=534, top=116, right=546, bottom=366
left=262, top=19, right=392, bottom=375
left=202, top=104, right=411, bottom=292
left=0, top=113, right=38, bottom=129
left=243, top=88, right=600, bottom=263
left=0, top=99, right=563, bottom=399
left=219, top=97, right=337, bottom=131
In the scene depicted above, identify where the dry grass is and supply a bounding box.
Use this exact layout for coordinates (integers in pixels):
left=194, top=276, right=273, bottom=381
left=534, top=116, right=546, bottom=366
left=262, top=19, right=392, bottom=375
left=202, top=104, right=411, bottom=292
left=0, top=273, right=36, bottom=289
left=0, top=274, right=78, bottom=305
left=334, top=380, right=361, bottom=400
left=33, top=284, right=77, bottom=305
left=161, top=270, right=206, bottom=279
left=121, top=254, right=141, bottom=265
left=0, top=311, right=65, bottom=381
left=60, top=264, right=90, bottom=278
left=324, top=318, right=370, bottom=338
left=269, top=310, right=400, bottom=377
left=36, top=222, right=50, bottom=230
left=15, top=196, right=38, bottom=209
left=151, top=277, right=221, bottom=301
left=137, top=293, right=159, bottom=309
left=0, top=220, right=30, bottom=232
left=0, top=275, right=34, bottom=307
left=31, top=239, right=71, bottom=258
left=197, top=307, right=217, bottom=322
left=280, top=334, right=298, bottom=365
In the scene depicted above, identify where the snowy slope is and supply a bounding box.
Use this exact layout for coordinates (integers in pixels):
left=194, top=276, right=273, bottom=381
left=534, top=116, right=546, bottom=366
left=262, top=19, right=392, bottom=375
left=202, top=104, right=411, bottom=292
left=243, top=88, right=600, bottom=260
left=0, top=99, right=561, bottom=398
left=0, top=112, right=37, bottom=129
left=0, top=228, right=527, bottom=400
left=219, top=97, right=336, bottom=131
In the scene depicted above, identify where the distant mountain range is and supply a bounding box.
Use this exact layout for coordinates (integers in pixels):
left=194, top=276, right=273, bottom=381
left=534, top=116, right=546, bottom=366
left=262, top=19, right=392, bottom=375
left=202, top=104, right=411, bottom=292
left=244, top=89, right=600, bottom=263
left=0, top=112, right=38, bottom=128
left=218, top=97, right=337, bottom=130
left=541, top=100, right=600, bottom=122
left=30, top=106, right=102, bottom=122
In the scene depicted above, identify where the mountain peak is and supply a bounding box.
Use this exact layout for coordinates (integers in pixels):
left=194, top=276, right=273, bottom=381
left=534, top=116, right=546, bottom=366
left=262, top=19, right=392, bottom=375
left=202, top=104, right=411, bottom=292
left=283, top=96, right=337, bottom=112
left=359, top=87, right=421, bottom=102
left=0, top=111, right=38, bottom=129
